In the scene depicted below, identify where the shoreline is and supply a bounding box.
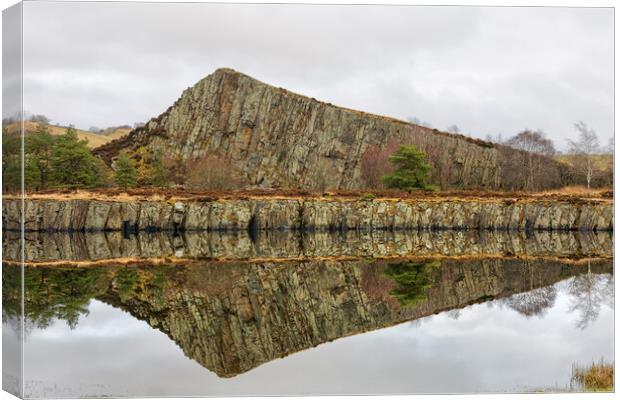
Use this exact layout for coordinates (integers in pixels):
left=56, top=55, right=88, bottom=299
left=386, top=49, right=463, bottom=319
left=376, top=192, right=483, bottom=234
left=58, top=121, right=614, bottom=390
left=3, top=187, right=613, bottom=203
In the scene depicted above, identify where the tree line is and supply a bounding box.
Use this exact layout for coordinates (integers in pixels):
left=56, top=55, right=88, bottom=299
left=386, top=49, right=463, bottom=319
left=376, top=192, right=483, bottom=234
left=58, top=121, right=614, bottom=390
left=2, top=122, right=252, bottom=192
left=2, top=123, right=168, bottom=192
left=3, top=119, right=611, bottom=193
left=3, top=124, right=108, bottom=191
left=361, top=121, right=612, bottom=191
left=502, top=121, right=611, bottom=190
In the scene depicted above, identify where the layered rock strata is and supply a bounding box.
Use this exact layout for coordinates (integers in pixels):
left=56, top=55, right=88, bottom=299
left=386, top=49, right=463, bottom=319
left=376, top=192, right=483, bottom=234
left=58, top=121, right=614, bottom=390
left=3, top=197, right=613, bottom=232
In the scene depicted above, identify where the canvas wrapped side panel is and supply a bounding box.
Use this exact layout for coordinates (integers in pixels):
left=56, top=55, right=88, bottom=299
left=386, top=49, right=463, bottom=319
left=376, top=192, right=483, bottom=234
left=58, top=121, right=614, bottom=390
left=2, top=2, right=24, bottom=398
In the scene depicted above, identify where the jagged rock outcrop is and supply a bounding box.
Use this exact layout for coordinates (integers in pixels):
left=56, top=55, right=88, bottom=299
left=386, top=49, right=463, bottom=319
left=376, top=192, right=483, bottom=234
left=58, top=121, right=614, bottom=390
left=93, top=68, right=573, bottom=190
left=3, top=197, right=612, bottom=232
left=4, top=230, right=613, bottom=263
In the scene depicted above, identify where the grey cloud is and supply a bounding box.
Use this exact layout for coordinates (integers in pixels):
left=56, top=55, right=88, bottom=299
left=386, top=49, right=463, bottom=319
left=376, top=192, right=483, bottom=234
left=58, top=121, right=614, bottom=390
left=19, top=2, right=613, bottom=150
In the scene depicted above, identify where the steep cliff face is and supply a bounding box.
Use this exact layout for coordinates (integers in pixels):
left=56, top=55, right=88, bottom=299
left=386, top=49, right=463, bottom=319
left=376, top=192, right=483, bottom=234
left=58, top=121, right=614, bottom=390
left=3, top=197, right=612, bottom=232
left=93, top=68, right=571, bottom=190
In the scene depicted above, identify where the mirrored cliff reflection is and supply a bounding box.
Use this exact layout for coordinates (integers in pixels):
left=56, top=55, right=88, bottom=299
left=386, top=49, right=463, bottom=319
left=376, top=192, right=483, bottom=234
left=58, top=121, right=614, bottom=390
left=3, top=254, right=613, bottom=380
left=3, top=229, right=614, bottom=262
left=3, top=230, right=613, bottom=396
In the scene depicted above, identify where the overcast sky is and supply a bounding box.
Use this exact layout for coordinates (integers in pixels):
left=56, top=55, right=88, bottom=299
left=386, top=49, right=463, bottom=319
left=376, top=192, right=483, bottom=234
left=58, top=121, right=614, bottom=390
left=19, top=2, right=613, bottom=150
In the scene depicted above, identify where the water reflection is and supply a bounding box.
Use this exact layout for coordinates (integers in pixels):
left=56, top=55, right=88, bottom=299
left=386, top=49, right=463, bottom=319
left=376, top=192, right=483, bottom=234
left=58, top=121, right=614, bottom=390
left=3, top=256, right=613, bottom=379
left=2, top=230, right=614, bottom=396
left=3, top=230, right=614, bottom=262
left=567, top=266, right=614, bottom=329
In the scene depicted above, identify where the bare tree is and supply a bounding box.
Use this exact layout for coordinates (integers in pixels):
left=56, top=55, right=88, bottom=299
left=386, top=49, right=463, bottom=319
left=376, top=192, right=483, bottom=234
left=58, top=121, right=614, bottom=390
left=605, top=136, right=614, bottom=155
left=29, top=114, right=50, bottom=124
left=360, top=139, right=400, bottom=189
left=505, top=130, right=556, bottom=190
left=447, top=125, right=460, bottom=134
left=567, top=263, right=613, bottom=330
left=567, top=121, right=600, bottom=189
left=447, top=309, right=462, bottom=320
left=485, top=132, right=504, bottom=144
left=503, top=285, right=557, bottom=318
left=185, top=153, right=249, bottom=190
left=407, top=116, right=432, bottom=128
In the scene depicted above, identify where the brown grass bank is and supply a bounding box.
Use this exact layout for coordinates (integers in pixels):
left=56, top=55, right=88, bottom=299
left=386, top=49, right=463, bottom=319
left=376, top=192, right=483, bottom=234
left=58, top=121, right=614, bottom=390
left=6, top=187, right=613, bottom=203
left=571, top=359, right=614, bottom=392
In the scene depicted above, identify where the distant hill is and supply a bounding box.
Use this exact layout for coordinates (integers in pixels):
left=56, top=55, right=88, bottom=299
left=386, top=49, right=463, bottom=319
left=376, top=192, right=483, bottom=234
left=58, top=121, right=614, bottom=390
left=555, top=154, right=613, bottom=171
left=4, top=121, right=130, bottom=149
left=94, top=68, right=577, bottom=191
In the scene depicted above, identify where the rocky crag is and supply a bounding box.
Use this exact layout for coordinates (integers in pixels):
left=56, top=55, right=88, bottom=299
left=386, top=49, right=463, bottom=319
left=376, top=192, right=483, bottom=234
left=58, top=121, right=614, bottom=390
left=4, top=196, right=612, bottom=232
left=93, top=68, right=573, bottom=191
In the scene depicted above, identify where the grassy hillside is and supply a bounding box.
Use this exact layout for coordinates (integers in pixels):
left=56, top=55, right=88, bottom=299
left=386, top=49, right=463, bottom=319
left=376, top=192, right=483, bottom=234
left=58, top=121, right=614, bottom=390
left=4, top=121, right=130, bottom=149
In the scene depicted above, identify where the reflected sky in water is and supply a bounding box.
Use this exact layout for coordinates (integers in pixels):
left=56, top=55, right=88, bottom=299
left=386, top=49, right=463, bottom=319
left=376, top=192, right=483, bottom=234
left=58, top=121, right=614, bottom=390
left=19, top=276, right=613, bottom=398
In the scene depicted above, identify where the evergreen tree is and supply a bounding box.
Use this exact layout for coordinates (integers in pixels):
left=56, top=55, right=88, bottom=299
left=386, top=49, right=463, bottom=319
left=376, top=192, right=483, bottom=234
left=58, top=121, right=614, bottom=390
left=382, top=261, right=439, bottom=307
left=115, top=152, right=138, bottom=188
left=24, top=158, right=42, bottom=190
left=93, top=158, right=115, bottom=188
left=25, top=123, right=55, bottom=189
left=3, top=126, right=49, bottom=191
left=115, top=267, right=139, bottom=302
left=50, top=127, right=103, bottom=188
left=4, top=266, right=107, bottom=330
left=2, top=129, right=21, bottom=192
left=381, top=145, right=435, bottom=191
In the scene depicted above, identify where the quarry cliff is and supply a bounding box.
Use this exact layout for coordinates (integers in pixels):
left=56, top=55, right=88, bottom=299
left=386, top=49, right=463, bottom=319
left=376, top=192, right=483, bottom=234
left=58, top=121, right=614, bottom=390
left=94, top=68, right=572, bottom=191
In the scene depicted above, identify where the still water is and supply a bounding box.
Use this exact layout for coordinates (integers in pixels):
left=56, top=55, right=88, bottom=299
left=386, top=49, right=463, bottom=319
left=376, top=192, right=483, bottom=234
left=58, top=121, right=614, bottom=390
left=3, top=231, right=614, bottom=398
